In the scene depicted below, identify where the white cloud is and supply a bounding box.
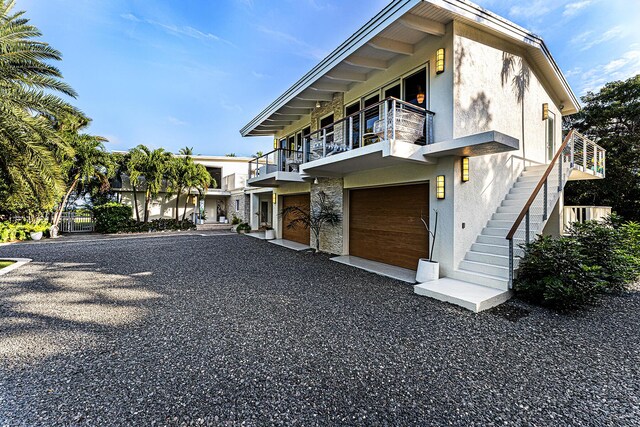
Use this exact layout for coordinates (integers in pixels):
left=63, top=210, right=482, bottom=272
left=509, top=1, right=550, bottom=19
left=575, top=50, right=640, bottom=94
left=167, top=116, right=188, bottom=126
left=577, top=26, right=623, bottom=51
left=563, top=1, right=592, bottom=17
left=257, top=26, right=326, bottom=60
left=252, top=71, right=269, bottom=79
left=120, top=13, right=234, bottom=46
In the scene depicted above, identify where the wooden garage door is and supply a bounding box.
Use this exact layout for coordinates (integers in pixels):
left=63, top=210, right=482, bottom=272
left=281, top=194, right=311, bottom=245
left=349, top=184, right=429, bottom=270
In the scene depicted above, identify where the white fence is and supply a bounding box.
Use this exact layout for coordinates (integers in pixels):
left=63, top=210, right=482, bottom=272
left=60, top=212, right=95, bottom=233
left=563, top=206, right=612, bottom=232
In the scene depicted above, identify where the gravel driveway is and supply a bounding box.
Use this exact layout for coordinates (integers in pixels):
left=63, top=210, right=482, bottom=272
left=1, top=232, right=639, bottom=426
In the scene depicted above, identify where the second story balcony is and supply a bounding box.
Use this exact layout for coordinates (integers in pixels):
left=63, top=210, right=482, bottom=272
left=248, top=97, right=436, bottom=186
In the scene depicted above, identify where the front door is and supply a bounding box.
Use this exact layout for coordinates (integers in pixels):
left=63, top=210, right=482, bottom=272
left=260, top=201, right=269, bottom=224
left=546, top=111, right=556, bottom=161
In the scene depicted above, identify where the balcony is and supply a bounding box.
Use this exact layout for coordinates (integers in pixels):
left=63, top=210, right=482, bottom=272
left=247, top=97, right=436, bottom=185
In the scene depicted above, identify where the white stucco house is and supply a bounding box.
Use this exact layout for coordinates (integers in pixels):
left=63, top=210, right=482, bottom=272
left=113, top=154, right=265, bottom=226
left=238, top=0, right=606, bottom=311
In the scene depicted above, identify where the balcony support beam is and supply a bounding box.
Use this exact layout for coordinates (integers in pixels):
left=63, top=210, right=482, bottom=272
left=368, top=36, right=414, bottom=55
left=344, top=56, right=388, bottom=71
left=309, top=81, right=351, bottom=93
left=326, top=70, right=368, bottom=83
left=399, top=14, right=446, bottom=36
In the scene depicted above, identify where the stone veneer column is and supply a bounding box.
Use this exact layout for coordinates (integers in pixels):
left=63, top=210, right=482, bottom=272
left=310, top=177, right=344, bottom=254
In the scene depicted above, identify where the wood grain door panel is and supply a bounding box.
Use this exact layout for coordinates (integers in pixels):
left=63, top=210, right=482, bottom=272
left=282, top=194, right=311, bottom=245
left=349, top=184, right=429, bottom=270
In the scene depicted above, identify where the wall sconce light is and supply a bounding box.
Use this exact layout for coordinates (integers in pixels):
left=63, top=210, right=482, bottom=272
left=315, top=101, right=321, bottom=109
left=542, top=103, right=549, bottom=120
left=416, top=85, right=425, bottom=104
left=461, top=157, right=470, bottom=182
left=313, top=177, right=319, bottom=185
left=273, top=138, right=278, bottom=149
left=436, top=175, right=445, bottom=199
left=436, top=48, right=445, bottom=75
left=272, top=194, right=277, bottom=204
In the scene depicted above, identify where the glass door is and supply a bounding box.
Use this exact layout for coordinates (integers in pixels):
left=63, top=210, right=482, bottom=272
left=363, top=94, right=380, bottom=145
left=345, top=101, right=361, bottom=148
left=546, top=111, right=556, bottom=162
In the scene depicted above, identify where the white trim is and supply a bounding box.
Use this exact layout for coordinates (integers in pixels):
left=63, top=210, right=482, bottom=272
left=0, top=258, right=32, bottom=276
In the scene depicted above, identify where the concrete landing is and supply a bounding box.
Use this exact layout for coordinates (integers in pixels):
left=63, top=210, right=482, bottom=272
left=414, top=278, right=512, bottom=312
left=269, top=239, right=311, bottom=251
left=196, top=223, right=233, bottom=231
left=245, top=231, right=266, bottom=240
left=331, top=255, right=416, bottom=283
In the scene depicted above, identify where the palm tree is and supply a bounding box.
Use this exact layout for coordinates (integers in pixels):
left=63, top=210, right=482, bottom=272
left=128, top=146, right=172, bottom=222
left=166, top=155, right=193, bottom=221
left=0, top=0, right=79, bottom=213
left=182, top=163, right=212, bottom=221
left=179, top=147, right=193, bottom=157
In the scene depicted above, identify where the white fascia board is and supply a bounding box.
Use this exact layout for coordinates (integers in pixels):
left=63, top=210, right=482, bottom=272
left=239, top=0, right=421, bottom=137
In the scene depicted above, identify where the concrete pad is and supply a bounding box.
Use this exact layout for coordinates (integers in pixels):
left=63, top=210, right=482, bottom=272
left=414, top=277, right=512, bottom=312
left=245, top=231, right=266, bottom=240
left=269, top=239, right=311, bottom=251
left=331, top=255, right=416, bottom=283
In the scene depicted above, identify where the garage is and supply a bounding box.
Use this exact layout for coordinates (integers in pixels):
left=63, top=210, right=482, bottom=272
left=349, top=183, right=429, bottom=270
left=281, top=194, right=311, bottom=245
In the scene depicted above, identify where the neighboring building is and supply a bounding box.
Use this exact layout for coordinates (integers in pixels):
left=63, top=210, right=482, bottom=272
left=113, top=155, right=258, bottom=225
left=238, top=0, right=606, bottom=311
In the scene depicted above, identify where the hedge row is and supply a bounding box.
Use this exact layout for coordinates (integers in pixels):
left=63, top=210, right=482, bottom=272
left=93, top=202, right=196, bottom=234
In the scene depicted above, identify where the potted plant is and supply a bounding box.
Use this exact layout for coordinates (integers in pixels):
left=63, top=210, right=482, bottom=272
left=280, top=191, right=341, bottom=252
left=416, top=209, right=439, bottom=282
left=230, top=215, right=241, bottom=232
left=264, top=226, right=276, bottom=240
left=236, top=222, right=251, bottom=234
left=29, top=222, right=50, bottom=241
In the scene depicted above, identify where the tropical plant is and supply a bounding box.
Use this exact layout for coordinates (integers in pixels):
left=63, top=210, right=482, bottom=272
left=126, top=145, right=172, bottom=222
left=236, top=222, right=251, bottom=233
left=181, top=162, right=212, bottom=221
left=280, top=191, right=341, bottom=252
left=51, top=115, right=113, bottom=230
left=0, top=0, right=79, bottom=214
left=419, top=209, right=438, bottom=262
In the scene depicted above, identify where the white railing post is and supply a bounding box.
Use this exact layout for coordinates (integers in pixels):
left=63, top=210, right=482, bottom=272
left=349, top=116, right=353, bottom=150
left=303, top=137, right=308, bottom=163
left=392, top=99, right=397, bottom=143
left=582, top=136, right=587, bottom=171
left=383, top=99, right=389, bottom=142
left=322, top=128, right=327, bottom=158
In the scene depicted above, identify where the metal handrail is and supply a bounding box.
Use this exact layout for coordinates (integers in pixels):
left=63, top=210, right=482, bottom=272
left=248, top=148, right=304, bottom=178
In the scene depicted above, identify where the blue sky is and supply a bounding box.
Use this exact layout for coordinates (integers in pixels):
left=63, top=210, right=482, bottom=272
left=22, top=0, right=640, bottom=156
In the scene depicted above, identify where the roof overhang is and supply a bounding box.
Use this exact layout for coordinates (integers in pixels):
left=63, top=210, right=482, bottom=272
left=240, top=0, right=580, bottom=137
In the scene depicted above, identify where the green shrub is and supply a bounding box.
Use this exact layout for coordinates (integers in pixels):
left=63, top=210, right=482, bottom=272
left=0, top=220, right=50, bottom=242
left=231, top=214, right=241, bottom=225
left=236, top=222, right=251, bottom=233
left=93, top=202, right=133, bottom=233
left=568, top=220, right=637, bottom=291
left=515, top=236, right=607, bottom=310
left=619, top=221, right=640, bottom=280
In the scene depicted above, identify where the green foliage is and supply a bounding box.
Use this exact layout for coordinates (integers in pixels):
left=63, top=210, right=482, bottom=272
left=515, top=236, right=606, bottom=310
left=564, top=75, right=640, bottom=221
left=516, top=220, right=640, bottom=310
left=0, top=1, right=80, bottom=214
left=236, top=222, right=251, bottom=233
left=280, top=191, right=341, bottom=252
left=125, top=218, right=196, bottom=233
left=93, top=202, right=132, bottom=233
left=231, top=214, right=241, bottom=225
left=0, top=220, right=51, bottom=242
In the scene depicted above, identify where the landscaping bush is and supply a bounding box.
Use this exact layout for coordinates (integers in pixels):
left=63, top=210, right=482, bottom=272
left=236, top=222, right=251, bottom=233
left=93, top=202, right=133, bottom=233
left=619, top=221, right=640, bottom=274
left=515, top=236, right=606, bottom=310
left=0, top=220, right=50, bottom=242
left=568, top=220, right=637, bottom=291
left=231, top=214, right=241, bottom=225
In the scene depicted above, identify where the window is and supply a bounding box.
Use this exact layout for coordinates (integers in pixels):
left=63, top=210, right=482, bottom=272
left=546, top=111, right=556, bottom=161
left=235, top=199, right=240, bottom=212
left=363, top=94, right=380, bottom=145
left=320, top=114, right=334, bottom=144
left=403, top=68, right=427, bottom=107
left=206, top=167, right=222, bottom=189
left=345, top=101, right=361, bottom=148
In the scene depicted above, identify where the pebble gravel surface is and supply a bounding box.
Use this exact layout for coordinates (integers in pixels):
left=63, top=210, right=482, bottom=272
left=0, top=232, right=639, bottom=426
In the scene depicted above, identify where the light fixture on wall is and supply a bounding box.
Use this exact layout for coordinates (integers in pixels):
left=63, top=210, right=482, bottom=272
left=542, top=103, right=549, bottom=120
left=436, top=175, right=445, bottom=199
left=272, top=194, right=277, bottom=204
left=416, top=86, right=425, bottom=104
left=436, top=48, right=445, bottom=74
left=315, top=101, right=321, bottom=109
left=273, top=138, right=278, bottom=149
left=461, top=157, right=470, bottom=182
left=313, top=177, right=319, bottom=184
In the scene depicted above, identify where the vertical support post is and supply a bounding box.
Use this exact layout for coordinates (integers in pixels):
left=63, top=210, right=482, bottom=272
left=508, top=239, right=514, bottom=289
left=322, top=128, right=327, bottom=158
left=582, top=135, right=587, bottom=171
left=525, top=209, right=530, bottom=245
left=543, top=179, right=548, bottom=221
left=558, top=154, right=563, bottom=192
left=348, top=116, right=353, bottom=150
left=392, top=99, right=397, bottom=143
left=383, top=99, right=389, bottom=142
left=303, top=137, right=308, bottom=163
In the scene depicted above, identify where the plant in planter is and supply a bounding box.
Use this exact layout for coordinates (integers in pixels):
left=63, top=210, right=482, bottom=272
left=280, top=191, right=341, bottom=252
left=264, top=225, right=276, bottom=240
left=28, top=221, right=50, bottom=241
left=236, top=222, right=251, bottom=234
left=416, top=209, right=439, bottom=282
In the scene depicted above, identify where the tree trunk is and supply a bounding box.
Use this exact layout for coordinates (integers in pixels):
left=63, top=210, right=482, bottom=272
left=175, top=191, right=181, bottom=221
left=132, top=184, right=140, bottom=222
left=144, top=190, right=151, bottom=223
left=182, top=187, right=192, bottom=221
left=53, top=178, right=79, bottom=228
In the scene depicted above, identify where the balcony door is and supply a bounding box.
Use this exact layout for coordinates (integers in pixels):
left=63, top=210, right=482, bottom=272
left=363, top=93, right=380, bottom=145
left=345, top=101, right=361, bottom=149
left=319, top=114, right=334, bottom=145
left=546, top=111, right=556, bottom=162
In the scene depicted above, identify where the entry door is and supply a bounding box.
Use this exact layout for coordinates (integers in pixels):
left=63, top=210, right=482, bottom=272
left=282, top=194, right=311, bottom=245
left=546, top=111, right=556, bottom=161
left=349, top=183, right=429, bottom=270
left=260, top=201, right=269, bottom=224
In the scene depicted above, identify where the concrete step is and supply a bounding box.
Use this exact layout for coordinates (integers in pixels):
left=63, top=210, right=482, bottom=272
left=524, top=164, right=548, bottom=172
left=465, top=251, right=510, bottom=267
left=448, top=269, right=510, bottom=290
left=459, top=260, right=510, bottom=278
left=476, top=234, right=510, bottom=246
left=481, top=227, right=509, bottom=237
left=471, top=242, right=510, bottom=256
left=414, top=278, right=512, bottom=312
left=505, top=192, right=532, bottom=200
left=501, top=199, right=527, bottom=207
left=510, top=185, right=537, bottom=193
left=492, top=212, right=519, bottom=221
left=487, top=219, right=516, bottom=228
left=513, top=180, right=539, bottom=188
left=517, top=174, right=543, bottom=182
left=196, top=223, right=233, bottom=231
left=497, top=204, right=525, bottom=213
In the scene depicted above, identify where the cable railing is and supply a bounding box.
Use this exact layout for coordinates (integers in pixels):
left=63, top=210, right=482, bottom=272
left=506, top=130, right=606, bottom=287
left=248, top=148, right=304, bottom=179
left=304, top=96, right=435, bottom=163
